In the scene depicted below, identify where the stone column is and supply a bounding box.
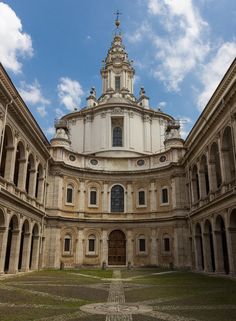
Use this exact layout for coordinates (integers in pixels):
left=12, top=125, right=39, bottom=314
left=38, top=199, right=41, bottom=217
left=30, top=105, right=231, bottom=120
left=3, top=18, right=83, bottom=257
left=17, top=158, right=27, bottom=190
left=101, top=229, right=108, bottom=265
left=100, top=113, right=107, bottom=150
left=84, top=116, right=92, bottom=152
left=150, top=229, right=158, bottom=266
left=218, top=136, right=226, bottom=187
left=150, top=182, right=157, bottom=212
left=28, top=168, right=37, bottom=197
left=143, top=116, right=151, bottom=152
left=198, top=169, right=207, bottom=200
left=79, top=180, right=85, bottom=212
left=126, top=229, right=134, bottom=266
left=202, top=231, right=213, bottom=272
left=4, top=146, right=15, bottom=181
left=0, top=227, right=7, bottom=273
left=226, top=227, right=236, bottom=275
left=194, top=235, right=203, bottom=271
left=31, top=235, right=40, bottom=270
left=102, top=182, right=108, bottom=213
left=8, top=230, right=21, bottom=274
left=76, top=228, right=84, bottom=266
left=126, top=183, right=133, bottom=213
left=213, top=230, right=225, bottom=273
left=37, top=177, right=45, bottom=203
left=21, top=232, right=31, bottom=272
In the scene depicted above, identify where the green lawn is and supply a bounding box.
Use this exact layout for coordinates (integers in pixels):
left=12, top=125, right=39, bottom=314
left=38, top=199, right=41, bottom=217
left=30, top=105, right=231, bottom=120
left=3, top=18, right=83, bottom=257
left=0, top=269, right=236, bottom=321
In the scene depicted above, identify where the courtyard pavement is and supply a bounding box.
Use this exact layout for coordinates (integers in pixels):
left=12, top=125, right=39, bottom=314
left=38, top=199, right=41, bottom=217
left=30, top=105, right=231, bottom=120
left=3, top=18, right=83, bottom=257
left=0, top=268, right=236, bottom=321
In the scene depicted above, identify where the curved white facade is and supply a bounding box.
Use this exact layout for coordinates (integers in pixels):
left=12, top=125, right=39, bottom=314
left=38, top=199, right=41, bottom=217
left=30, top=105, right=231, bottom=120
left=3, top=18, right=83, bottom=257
left=52, top=31, right=180, bottom=158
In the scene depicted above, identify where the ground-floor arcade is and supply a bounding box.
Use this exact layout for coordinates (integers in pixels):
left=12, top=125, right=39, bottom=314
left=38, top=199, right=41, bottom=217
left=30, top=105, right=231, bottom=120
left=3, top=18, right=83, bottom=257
left=0, top=206, right=43, bottom=274
left=192, top=207, right=236, bottom=276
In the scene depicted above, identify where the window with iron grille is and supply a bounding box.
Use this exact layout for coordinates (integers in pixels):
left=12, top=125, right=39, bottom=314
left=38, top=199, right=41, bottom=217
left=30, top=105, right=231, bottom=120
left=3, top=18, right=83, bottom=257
left=64, top=236, right=71, bottom=252
left=164, top=237, right=170, bottom=252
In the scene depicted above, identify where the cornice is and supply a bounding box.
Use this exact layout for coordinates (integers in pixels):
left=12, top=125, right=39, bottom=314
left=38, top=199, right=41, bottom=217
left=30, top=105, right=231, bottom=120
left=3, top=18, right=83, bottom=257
left=62, top=102, right=174, bottom=122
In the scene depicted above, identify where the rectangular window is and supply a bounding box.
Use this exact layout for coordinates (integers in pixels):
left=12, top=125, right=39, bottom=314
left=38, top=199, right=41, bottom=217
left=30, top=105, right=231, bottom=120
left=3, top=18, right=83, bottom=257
left=90, top=190, right=97, bottom=205
left=64, top=238, right=71, bottom=252
left=138, top=191, right=145, bottom=206
left=139, top=239, right=146, bottom=252
left=115, top=76, right=121, bottom=91
left=89, top=239, right=95, bottom=252
left=66, top=188, right=73, bottom=203
left=164, top=238, right=170, bottom=252
left=162, top=188, right=168, bottom=204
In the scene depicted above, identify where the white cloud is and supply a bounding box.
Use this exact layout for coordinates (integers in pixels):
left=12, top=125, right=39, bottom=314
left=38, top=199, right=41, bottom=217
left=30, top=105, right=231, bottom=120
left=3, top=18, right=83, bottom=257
left=178, top=116, right=193, bottom=139
left=19, top=80, right=50, bottom=105
left=37, top=106, right=47, bottom=117
left=197, top=42, right=236, bottom=110
left=133, top=75, right=141, bottom=85
left=0, top=2, right=33, bottom=73
left=148, top=0, right=210, bottom=91
left=44, top=127, right=55, bottom=136
left=57, top=77, right=84, bottom=111
left=157, top=101, right=167, bottom=110
left=127, top=1, right=210, bottom=91
left=55, top=108, right=65, bottom=119
left=126, top=22, right=151, bottom=44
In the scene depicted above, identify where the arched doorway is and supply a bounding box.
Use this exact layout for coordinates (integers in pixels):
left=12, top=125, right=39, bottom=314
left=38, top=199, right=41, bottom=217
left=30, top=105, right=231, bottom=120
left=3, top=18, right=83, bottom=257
left=108, top=230, right=126, bottom=265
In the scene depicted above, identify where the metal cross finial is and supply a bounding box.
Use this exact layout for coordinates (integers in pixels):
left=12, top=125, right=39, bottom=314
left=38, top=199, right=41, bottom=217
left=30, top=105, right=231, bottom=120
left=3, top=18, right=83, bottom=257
left=114, top=10, right=122, bottom=21
left=114, top=10, right=122, bottom=29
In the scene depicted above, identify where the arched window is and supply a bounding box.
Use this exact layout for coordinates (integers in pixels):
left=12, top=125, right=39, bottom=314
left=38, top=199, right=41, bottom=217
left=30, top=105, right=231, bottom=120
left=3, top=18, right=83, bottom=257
left=88, top=234, right=96, bottom=254
left=113, top=127, right=122, bottom=147
left=111, top=185, right=124, bottom=212
left=66, top=184, right=73, bottom=204
left=64, top=235, right=72, bottom=253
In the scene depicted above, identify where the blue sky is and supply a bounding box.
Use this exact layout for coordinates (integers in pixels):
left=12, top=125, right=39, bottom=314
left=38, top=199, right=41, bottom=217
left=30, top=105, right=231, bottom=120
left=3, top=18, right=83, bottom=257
left=0, top=0, right=236, bottom=139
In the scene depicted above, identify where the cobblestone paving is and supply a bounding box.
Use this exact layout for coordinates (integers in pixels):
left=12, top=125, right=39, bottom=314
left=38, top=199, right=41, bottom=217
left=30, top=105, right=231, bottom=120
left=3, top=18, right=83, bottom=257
left=105, top=270, right=132, bottom=321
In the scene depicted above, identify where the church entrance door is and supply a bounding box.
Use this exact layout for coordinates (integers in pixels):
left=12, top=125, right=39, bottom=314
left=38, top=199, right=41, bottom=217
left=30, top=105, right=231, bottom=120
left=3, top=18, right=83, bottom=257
left=108, top=230, right=126, bottom=265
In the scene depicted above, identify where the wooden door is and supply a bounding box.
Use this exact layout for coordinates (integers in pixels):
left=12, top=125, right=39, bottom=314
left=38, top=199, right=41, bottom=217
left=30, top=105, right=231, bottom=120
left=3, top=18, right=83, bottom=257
left=108, top=230, right=126, bottom=265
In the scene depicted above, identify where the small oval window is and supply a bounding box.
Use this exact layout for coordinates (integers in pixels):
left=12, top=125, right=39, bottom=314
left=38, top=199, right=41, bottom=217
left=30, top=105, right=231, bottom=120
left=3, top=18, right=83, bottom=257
left=90, top=159, right=98, bottom=165
left=159, top=155, right=167, bottom=163
left=137, top=159, right=145, bottom=166
left=69, top=155, right=76, bottom=161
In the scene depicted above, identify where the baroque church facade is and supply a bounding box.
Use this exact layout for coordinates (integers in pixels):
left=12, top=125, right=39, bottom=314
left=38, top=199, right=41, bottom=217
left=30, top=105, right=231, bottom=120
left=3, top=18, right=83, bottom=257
left=0, top=20, right=236, bottom=275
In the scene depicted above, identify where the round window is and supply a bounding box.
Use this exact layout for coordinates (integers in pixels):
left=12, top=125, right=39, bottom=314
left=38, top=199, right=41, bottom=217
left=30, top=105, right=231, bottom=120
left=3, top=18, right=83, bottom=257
left=69, top=155, right=76, bottom=161
left=137, top=159, right=145, bottom=166
left=90, top=159, right=98, bottom=165
left=159, top=155, right=167, bottom=162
